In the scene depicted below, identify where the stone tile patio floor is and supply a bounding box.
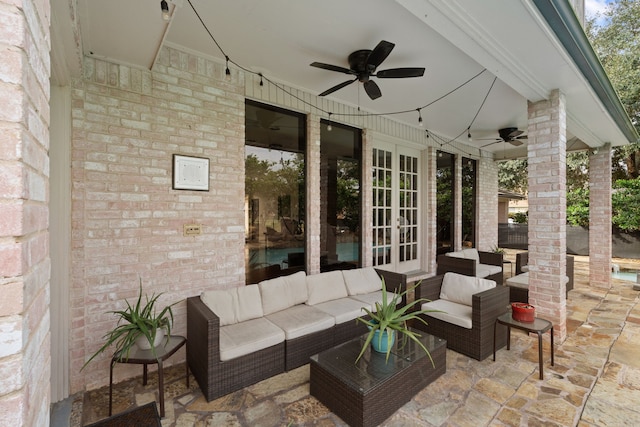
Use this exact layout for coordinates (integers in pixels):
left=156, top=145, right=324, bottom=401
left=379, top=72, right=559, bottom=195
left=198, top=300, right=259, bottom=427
left=73, top=252, right=640, bottom=426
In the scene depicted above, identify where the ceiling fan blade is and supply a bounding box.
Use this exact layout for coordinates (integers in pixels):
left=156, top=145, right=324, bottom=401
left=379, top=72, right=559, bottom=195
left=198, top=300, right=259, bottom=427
left=509, top=140, right=524, bottom=147
left=481, top=141, right=500, bottom=148
left=366, top=40, right=395, bottom=68
left=516, top=135, right=528, bottom=140
left=310, top=62, right=354, bottom=75
left=318, top=78, right=357, bottom=97
left=363, top=80, right=382, bottom=100
left=376, top=67, right=425, bottom=78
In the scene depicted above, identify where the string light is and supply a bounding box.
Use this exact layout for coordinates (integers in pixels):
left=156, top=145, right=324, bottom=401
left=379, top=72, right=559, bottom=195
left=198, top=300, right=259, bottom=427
left=327, top=113, right=333, bottom=131
left=467, top=128, right=472, bottom=141
left=259, top=73, right=264, bottom=87
left=417, top=109, right=423, bottom=127
left=425, top=130, right=430, bottom=138
left=160, top=0, right=170, bottom=21
left=225, top=56, right=231, bottom=80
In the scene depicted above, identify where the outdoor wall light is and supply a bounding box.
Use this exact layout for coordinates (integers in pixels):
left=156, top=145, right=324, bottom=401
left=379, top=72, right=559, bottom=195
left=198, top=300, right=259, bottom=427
left=160, top=0, right=170, bottom=21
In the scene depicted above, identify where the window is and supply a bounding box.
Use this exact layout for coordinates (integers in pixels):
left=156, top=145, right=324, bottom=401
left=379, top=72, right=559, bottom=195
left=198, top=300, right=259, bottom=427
left=245, top=101, right=306, bottom=282
left=436, top=151, right=455, bottom=254
left=320, top=120, right=362, bottom=270
left=461, top=157, right=477, bottom=247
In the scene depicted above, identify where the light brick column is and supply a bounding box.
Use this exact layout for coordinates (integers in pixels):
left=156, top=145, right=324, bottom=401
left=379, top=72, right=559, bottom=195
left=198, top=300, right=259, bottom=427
left=454, top=156, right=462, bottom=251
left=306, top=115, right=322, bottom=274
left=527, top=89, right=568, bottom=341
left=0, top=0, right=52, bottom=425
left=425, top=147, right=437, bottom=274
left=589, top=144, right=612, bottom=288
left=477, top=158, right=499, bottom=251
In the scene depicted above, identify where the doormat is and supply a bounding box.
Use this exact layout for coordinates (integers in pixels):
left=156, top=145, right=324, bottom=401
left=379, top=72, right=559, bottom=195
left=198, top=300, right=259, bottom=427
left=84, top=402, right=161, bottom=427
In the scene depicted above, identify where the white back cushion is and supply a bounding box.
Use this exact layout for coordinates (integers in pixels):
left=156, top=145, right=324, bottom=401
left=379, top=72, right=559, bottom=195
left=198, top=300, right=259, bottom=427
left=201, top=289, right=237, bottom=325
left=439, top=272, right=495, bottom=307
left=306, top=271, right=348, bottom=305
left=235, top=284, right=264, bottom=323
left=342, top=267, right=382, bottom=295
left=462, top=248, right=480, bottom=263
left=445, top=251, right=465, bottom=259
left=259, top=271, right=309, bottom=315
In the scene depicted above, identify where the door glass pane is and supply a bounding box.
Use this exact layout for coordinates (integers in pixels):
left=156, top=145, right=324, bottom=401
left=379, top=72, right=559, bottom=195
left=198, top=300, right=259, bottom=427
left=398, top=152, right=419, bottom=263
left=320, top=120, right=362, bottom=271
left=245, top=101, right=306, bottom=283
left=373, top=148, right=393, bottom=266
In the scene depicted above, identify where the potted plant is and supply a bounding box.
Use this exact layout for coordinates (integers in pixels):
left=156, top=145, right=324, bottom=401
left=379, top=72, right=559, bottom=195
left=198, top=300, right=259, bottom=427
left=82, top=281, right=175, bottom=369
left=355, top=279, right=438, bottom=365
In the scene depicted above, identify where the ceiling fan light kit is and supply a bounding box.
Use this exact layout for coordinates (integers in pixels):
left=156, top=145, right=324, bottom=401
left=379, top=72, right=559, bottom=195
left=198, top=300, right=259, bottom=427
left=311, top=40, right=425, bottom=100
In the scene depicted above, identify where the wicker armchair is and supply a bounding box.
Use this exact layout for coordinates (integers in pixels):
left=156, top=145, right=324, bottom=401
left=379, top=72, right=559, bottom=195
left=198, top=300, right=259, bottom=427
left=511, top=252, right=575, bottom=302
left=413, top=274, right=509, bottom=361
left=436, top=250, right=504, bottom=284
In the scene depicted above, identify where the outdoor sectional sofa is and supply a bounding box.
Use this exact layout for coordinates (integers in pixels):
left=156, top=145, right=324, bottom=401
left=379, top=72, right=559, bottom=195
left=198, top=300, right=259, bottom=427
left=187, top=267, right=406, bottom=401
left=436, top=248, right=504, bottom=284
left=413, top=272, right=509, bottom=361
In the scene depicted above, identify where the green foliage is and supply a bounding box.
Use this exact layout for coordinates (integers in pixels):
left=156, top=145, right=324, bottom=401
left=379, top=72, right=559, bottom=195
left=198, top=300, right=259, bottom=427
left=612, top=179, right=640, bottom=231
left=82, top=281, right=175, bottom=369
left=356, top=279, right=437, bottom=365
left=566, top=188, right=590, bottom=227
left=510, top=212, right=528, bottom=224
left=498, top=159, right=528, bottom=194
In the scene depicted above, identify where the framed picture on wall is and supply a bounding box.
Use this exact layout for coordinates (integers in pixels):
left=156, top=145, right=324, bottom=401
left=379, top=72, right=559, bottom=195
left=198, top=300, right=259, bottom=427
left=172, top=154, right=210, bottom=191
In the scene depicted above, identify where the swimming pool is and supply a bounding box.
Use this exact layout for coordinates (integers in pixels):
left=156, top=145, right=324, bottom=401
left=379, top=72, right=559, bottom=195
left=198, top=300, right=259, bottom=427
left=612, top=270, right=639, bottom=282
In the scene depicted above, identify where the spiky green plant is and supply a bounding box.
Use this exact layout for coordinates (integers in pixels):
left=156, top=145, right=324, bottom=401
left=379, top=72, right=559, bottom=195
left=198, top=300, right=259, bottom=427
left=356, top=278, right=439, bottom=365
left=81, top=280, right=175, bottom=370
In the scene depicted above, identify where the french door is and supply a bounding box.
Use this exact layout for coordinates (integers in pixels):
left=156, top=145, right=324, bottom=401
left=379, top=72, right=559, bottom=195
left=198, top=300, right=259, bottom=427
left=372, top=145, right=421, bottom=272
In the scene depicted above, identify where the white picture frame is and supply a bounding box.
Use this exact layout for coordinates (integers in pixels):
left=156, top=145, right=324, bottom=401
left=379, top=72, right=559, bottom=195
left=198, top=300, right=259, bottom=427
left=172, top=154, right=210, bottom=191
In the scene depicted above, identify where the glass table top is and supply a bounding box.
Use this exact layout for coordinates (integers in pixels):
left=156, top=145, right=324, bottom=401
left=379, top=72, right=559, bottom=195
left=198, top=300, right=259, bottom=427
left=310, top=329, right=445, bottom=392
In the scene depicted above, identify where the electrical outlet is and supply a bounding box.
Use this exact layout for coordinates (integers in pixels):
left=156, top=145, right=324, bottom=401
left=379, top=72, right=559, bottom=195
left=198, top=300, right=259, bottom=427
left=183, top=224, right=202, bottom=236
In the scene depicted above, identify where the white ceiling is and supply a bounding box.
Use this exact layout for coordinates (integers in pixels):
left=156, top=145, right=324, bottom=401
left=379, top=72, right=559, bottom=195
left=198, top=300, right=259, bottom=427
left=53, top=0, right=634, bottom=159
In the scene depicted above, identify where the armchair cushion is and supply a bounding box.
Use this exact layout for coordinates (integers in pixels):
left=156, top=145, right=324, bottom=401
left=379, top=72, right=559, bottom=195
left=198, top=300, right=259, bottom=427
left=421, top=299, right=473, bottom=329
left=306, top=271, right=348, bottom=305
left=475, top=264, right=503, bottom=278
left=462, top=248, right=480, bottom=262
left=342, top=267, right=382, bottom=295
left=219, top=317, right=285, bottom=361
left=439, top=272, right=496, bottom=306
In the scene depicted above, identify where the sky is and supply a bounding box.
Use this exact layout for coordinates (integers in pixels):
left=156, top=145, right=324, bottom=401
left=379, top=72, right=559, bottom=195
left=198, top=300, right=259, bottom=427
left=584, top=0, right=613, bottom=24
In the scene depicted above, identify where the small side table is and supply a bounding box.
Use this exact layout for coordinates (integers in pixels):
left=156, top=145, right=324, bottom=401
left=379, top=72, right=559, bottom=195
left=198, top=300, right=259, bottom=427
left=109, top=335, right=188, bottom=418
left=493, top=313, right=553, bottom=380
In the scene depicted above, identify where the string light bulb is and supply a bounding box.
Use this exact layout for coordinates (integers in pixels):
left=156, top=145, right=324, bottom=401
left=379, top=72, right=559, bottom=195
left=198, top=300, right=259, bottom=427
left=467, top=128, right=472, bottom=141
left=425, top=129, right=430, bottom=138
left=327, top=113, right=333, bottom=131
left=225, top=56, right=231, bottom=80
left=417, top=109, right=423, bottom=127
left=160, top=0, right=170, bottom=21
left=258, top=73, right=264, bottom=87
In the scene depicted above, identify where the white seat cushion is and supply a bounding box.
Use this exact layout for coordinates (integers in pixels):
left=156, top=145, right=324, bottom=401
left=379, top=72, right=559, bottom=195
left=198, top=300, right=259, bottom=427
left=462, top=248, right=480, bottom=262
left=349, top=291, right=399, bottom=312
left=440, top=272, right=495, bottom=307
left=266, top=305, right=335, bottom=340
left=306, top=271, right=348, bottom=305
left=342, top=267, right=382, bottom=295
left=506, top=272, right=529, bottom=289
left=313, top=297, right=367, bottom=324
left=219, top=317, right=284, bottom=361
left=445, top=251, right=466, bottom=259
left=475, top=263, right=502, bottom=278
left=422, top=299, right=473, bottom=329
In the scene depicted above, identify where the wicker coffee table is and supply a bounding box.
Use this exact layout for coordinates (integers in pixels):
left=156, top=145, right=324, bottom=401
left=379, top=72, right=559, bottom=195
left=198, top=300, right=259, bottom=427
left=310, top=329, right=446, bottom=427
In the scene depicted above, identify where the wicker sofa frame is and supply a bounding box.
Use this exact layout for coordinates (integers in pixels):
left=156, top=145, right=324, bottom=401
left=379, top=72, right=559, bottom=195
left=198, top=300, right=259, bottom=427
left=413, top=274, right=509, bottom=361
left=510, top=252, right=575, bottom=302
left=187, top=268, right=407, bottom=401
left=436, top=250, right=504, bottom=284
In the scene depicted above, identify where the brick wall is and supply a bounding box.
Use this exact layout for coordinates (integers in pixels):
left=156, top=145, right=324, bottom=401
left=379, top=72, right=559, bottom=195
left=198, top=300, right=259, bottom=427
left=477, top=158, right=499, bottom=251
left=70, top=47, right=246, bottom=391
left=589, top=145, right=612, bottom=288
left=527, top=89, right=568, bottom=341
left=0, top=0, right=52, bottom=425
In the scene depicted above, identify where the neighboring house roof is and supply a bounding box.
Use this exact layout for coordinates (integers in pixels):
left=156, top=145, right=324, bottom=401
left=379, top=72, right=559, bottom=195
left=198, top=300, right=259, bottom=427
left=498, top=190, right=527, bottom=201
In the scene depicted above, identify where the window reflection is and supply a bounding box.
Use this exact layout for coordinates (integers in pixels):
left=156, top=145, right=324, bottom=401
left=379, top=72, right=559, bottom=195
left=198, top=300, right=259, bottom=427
left=245, top=101, right=306, bottom=283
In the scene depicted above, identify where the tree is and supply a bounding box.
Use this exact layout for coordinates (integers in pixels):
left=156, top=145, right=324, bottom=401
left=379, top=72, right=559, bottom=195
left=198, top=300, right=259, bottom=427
left=587, top=0, right=640, bottom=179
left=498, top=159, right=528, bottom=194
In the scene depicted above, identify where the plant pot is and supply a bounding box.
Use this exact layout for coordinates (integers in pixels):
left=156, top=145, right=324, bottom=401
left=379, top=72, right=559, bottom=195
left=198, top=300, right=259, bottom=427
left=135, top=328, right=165, bottom=350
left=511, top=302, right=535, bottom=323
left=371, top=329, right=395, bottom=353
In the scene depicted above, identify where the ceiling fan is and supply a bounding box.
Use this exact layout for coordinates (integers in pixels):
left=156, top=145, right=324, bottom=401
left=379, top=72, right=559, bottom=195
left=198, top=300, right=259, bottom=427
left=310, top=40, right=425, bottom=100
left=480, top=127, right=528, bottom=148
